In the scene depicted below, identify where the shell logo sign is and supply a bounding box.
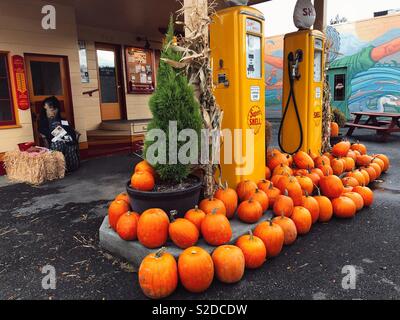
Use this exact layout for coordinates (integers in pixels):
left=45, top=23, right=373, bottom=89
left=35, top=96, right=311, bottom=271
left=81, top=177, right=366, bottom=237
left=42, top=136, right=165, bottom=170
left=247, top=106, right=263, bottom=135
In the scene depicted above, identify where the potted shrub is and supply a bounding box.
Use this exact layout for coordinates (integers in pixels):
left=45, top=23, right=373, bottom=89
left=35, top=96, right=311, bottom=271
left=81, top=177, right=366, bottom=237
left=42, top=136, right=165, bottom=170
left=127, top=18, right=203, bottom=216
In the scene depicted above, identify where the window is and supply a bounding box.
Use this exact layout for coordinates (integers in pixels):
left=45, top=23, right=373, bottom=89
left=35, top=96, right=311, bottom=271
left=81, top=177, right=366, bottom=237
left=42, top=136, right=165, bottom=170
left=334, top=74, right=346, bottom=101
left=0, top=53, right=16, bottom=126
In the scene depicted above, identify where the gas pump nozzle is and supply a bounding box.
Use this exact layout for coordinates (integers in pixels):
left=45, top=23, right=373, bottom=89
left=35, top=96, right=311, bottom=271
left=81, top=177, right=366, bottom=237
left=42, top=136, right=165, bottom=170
left=288, top=50, right=303, bottom=81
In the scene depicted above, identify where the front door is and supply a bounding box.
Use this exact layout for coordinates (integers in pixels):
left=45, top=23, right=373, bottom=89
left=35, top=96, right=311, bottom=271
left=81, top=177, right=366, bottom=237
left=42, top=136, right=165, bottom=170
left=96, top=43, right=124, bottom=121
left=25, top=54, right=73, bottom=145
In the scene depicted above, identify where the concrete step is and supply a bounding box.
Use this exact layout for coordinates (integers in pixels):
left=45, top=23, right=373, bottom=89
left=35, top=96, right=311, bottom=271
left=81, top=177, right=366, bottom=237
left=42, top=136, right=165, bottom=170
left=99, top=119, right=151, bottom=131
left=87, top=129, right=131, bottom=138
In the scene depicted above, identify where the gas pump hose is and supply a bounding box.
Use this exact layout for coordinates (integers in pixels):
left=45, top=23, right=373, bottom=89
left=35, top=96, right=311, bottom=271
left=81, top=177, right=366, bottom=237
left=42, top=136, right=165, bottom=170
left=278, top=52, right=304, bottom=155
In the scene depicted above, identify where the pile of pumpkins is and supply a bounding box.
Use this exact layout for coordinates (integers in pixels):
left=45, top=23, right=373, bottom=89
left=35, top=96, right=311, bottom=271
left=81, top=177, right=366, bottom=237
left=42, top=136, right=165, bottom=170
left=107, top=140, right=390, bottom=299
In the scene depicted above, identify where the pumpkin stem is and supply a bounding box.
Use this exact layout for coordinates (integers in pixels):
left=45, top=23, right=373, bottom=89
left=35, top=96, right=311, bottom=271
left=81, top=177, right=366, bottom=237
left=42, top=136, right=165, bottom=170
left=284, top=189, right=289, bottom=197
left=281, top=211, right=285, bottom=219
left=269, top=182, right=274, bottom=190
left=224, top=181, right=229, bottom=190
left=155, top=247, right=166, bottom=258
left=211, top=208, right=218, bottom=215
left=304, top=191, right=309, bottom=197
left=269, top=219, right=274, bottom=226
left=249, top=230, right=254, bottom=240
left=170, top=210, right=178, bottom=222
left=194, top=205, right=199, bottom=211
left=315, top=185, right=321, bottom=196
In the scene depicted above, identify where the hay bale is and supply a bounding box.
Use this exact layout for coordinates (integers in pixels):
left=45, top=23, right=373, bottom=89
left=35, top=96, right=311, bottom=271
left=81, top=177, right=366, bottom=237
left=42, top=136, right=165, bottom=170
left=3, top=149, right=65, bottom=185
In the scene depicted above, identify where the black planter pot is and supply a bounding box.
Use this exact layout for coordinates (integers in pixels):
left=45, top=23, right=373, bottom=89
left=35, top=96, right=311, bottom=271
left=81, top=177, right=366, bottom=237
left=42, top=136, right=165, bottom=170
left=126, top=175, right=202, bottom=217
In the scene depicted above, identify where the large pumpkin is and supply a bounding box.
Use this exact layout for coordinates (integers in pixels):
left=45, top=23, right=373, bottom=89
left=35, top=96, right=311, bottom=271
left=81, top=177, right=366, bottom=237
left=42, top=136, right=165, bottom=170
left=214, top=184, right=238, bottom=219
left=178, top=246, right=214, bottom=293
left=184, top=206, right=206, bottom=231
left=108, top=200, right=130, bottom=230
left=212, top=245, right=245, bottom=284
left=353, top=186, right=374, bottom=207
left=237, top=198, right=263, bottom=224
left=137, top=208, right=169, bottom=248
left=254, top=220, right=284, bottom=257
left=291, top=206, right=312, bottom=235
left=302, top=194, right=320, bottom=224
left=201, top=212, right=232, bottom=246
left=169, top=212, right=199, bottom=249
left=116, top=211, right=140, bottom=241
left=236, top=232, right=267, bottom=269
left=273, top=191, right=294, bottom=217
left=293, top=151, right=315, bottom=169
left=332, top=197, right=356, bottom=219
left=139, top=248, right=178, bottom=299
left=272, top=214, right=297, bottom=245
left=319, top=175, right=344, bottom=199
left=244, top=189, right=269, bottom=212
left=236, top=180, right=257, bottom=201
left=199, top=197, right=226, bottom=216
left=130, top=171, right=155, bottom=191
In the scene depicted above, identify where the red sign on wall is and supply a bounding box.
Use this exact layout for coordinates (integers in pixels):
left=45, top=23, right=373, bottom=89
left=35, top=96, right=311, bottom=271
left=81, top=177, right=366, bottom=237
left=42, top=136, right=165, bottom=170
left=12, top=55, right=30, bottom=110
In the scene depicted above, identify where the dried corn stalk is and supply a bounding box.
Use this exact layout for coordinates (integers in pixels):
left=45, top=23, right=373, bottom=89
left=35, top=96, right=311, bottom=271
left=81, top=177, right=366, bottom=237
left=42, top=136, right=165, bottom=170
left=176, top=0, right=222, bottom=197
left=322, top=37, right=333, bottom=153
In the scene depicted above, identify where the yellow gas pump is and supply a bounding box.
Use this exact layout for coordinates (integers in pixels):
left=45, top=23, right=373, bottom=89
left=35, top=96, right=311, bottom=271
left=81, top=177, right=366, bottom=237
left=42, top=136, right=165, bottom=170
left=279, top=29, right=325, bottom=155
left=210, top=6, right=266, bottom=188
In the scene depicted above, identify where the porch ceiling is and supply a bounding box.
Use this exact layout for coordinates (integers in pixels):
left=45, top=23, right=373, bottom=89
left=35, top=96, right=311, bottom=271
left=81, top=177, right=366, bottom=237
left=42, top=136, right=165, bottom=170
left=48, top=0, right=270, bottom=39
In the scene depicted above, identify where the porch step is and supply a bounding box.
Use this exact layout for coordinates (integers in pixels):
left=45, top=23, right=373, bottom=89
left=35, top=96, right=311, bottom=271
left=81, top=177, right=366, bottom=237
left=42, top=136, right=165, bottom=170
left=87, top=129, right=131, bottom=138
left=99, top=119, right=151, bottom=132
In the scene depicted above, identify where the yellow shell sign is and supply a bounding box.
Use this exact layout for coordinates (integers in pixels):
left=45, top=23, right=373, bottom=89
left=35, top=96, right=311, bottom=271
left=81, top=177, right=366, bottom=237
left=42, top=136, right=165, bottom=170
left=247, top=106, right=262, bottom=135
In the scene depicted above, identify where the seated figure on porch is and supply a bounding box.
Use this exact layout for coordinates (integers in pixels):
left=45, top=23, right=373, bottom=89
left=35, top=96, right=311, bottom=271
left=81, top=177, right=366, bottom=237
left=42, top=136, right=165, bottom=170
left=38, top=96, right=80, bottom=172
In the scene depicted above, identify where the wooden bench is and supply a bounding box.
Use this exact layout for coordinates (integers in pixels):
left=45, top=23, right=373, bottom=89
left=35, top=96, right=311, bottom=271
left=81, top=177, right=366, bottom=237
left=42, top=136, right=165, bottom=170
left=345, top=112, right=400, bottom=139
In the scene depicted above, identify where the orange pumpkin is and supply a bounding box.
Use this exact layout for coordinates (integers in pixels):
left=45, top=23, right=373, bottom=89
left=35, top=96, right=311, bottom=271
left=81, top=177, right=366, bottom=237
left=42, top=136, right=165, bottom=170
left=135, top=160, right=156, bottom=176
left=237, top=198, right=263, bottom=224
left=374, top=154, right=390, bottom=172
left=285, top=177, right=303, bottom=206
left=275, top=175, right=291, bottom=193
left=108, top=200, right=130, bottom=230
left=306, top=171, right=321, bottom=187
left=353, top=186, right=374, bottom=207
left=178, top=247, right=214, bottom=293
left=311, top=167, right=325, bottom=179
left=342, top=176, right=360, bottom=188
left=254, top=220, right=284, bottom=257
left=370, top=162, right=382, bottom=178
left=273, top=191, right=294, bottom=217
left=257, top=179, right=272, bottom=193
left=212, top=245, right=245, bottom=283
left=267, top=152, right=289, bottom=171
left=371, top=157, right=385, bottom=172
left=314, top=190, right=333, bottom=222
left=293, top=151, right=315, bottom=169
left=236, top=180, right=257, bottom=201
left=169, top=211, right=199, bottom=249
left=356, top=155, right=373, bottom=167
left=332, top=141, right=351, bottom=157
left=201, top=212, right=232, bottom=246
left=346, top=170, right=366, bottom=186
left=343, top=192, right=364, bottom=211
left=330, top=122, right=339, bottom=137
left=318, top=163, right=334, bottom=176
left=351, top=142, right=367, bottom=155
left=214, top=183, right=238, bottom=219
left=265, top=183, right=281, bottom=208
left=332, top=196, right=356, bottom=219
left=138, top=248, right=178, bottom=299
left=184, top=206, right=206, bottom=231
left=363, top=166, right=377, bottom=183
left=343, top=157, right=356, bottom=172
left=116, top=211, right=140, bottom=241
left=331, top=158, right=345, bottom=176
left=137, top=208, right=170, bottom=248
left=244, top=189, right=269, bottom=212
left=359, top=168, right=370, bottom=186
left=346, top=149, right=358, bottom=161
left=314, top=155, right=331, bottom=167
left=199, top=197, right=226, bottom=216
left=115, top=192, right=130, bottom=206
left=291, top=206, right=312, bottom=235
left=236, top=232, right=267, bottom=269
left=302, top=194, right=320, bottom=224
left=296, top=176, right=314, bottom=195
left=272, top=214, right=297, bottom=245
left=131, top=171, right=155, bottom=191
left=265, top=166, right=272, bottom=180
left=273, top=164, right=293, bottom=177
left=319, top=175, right=345, bottom=199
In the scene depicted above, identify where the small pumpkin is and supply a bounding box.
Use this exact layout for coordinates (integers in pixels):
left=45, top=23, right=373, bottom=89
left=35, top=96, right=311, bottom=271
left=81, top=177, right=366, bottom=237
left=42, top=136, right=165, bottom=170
left=108, top=200, right=130, bottom=230
left=265, top=166, right=272, bottom=180
left=131, top=171, right=155, bottom=191
left=356, top=155, right=373, bottom=167
left=371, top=157, right=385, bottom=172
left=273, top=164, right=293, bottom=177
left=291, top=206, right=312, bottom=235
left=370, top=162, right=382, bottom=178
left=178, top=246, right=214, bottom=293
left=331, top=158, right=345, bottom=176
left=353, top=186, right=374, bottom=207
left=214, top=183, right=238, bottom=219
left=114, top=192, right=130, bottom=206
left=351, top=142, right=367, bottom=155
left=346, top=170, right=366, bottom=186
left=257, top=179, right=272, bottom=193
left=342, top=176, right=360, bottom=188
left=275, top=175, right=291, bottom=193
left=137, top=208, right=170, bottom=248
left=311, top=167, right=325, bottom=179
left=319, top=175, right=345, bottom=199
left=169, top=211, right=199, bottom=249
left=343, top=157, right=356, bottom=172
left=332, top=141, right=351, bottom=157
left=296, top=176, right=314, bottom=195
left=254, top=220, right=284, bottom=257
left=314, top=155, right=331, bottom=168
left=135, top=160, right=156, bottom=176
left=199, top=197, right=226, bottom=216
left=201, top=210, right=232, bottom=246
left=272, top=214, right=297, bottom=245
left=318, top=163, right=334, bottom=176
left=273, top=190, right=294, bottom=217
left=314, top=189, right=333, bottom=222
left=373, top=154, right=390, bottom=172
left=139, top=248, right=178, bottom=299
left=302, top=194, right=320, bottom=224
left=332, top=196, right=356, bottom=219
left=305, top=170, right=321, bottom=187
left=343, top=192, right=364, bottom=211
left=116, top=211, right=140, bottom=241
left=212, top=245, right=245, bottom=283
left=359, top=168, right=370, bottom=186
left=265, top=183, right=281, bottom=208
left=236, top=180, right=257, bottom=201
left=244, top=188, right=269, bottom=212
left=267, top=152, right=289, bottom=171
left=363, top=165, right=377, bottom=183
left=285, top=177, right=303, bottom=206
left=237, top=198, right=264, bottom=224
left=293, top=151, right=315, bottom=169
left=236, top=231, right=267, bottom=269
left=330, top=122, right=339, bottom=137
left=347, top=149, right=358, bottom=161
left=184, top=206, right=206, bottom=231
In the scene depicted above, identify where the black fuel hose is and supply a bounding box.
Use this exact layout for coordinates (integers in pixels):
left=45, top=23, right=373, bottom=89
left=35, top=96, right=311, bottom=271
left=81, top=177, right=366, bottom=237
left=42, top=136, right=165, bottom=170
left=278, top=52, right=304, bottom=155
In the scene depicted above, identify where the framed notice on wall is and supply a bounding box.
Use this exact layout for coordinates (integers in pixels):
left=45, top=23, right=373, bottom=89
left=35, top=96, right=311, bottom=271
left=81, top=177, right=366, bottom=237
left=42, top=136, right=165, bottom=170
left=125, top=47, right=155, bottom=94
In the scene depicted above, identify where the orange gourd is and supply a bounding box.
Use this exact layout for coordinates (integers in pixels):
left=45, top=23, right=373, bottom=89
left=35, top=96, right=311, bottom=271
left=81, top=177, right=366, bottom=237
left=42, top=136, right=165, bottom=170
left=265, top=166, right=272, bottom=180
left=332, top=196, right=356, bottom=219
left=343, top=192, right=364, bottom=211
left=137, top=208, right=169, bottom=248
left=201, top=211, right=232, bottom=246
left=236, top=231, right=267, bottom=269
left=374, top=154, right=390, bottom=172
left=319, top=175, right=345, bottom=199
left=265, top=183, right=281, bottom=208
left=237, top=198, right=264, bottom=224
left=356, top=155, right=373, bottom=167
left=351, top=142, right=367, bottom=155
left=214, top=183, right=238, bottom=219
left=330, top=122, right=339, bottom=137
left=342, top=176, right=360, bottom=188
left=169, top=211, right=199, bottom=249
left=108, top=200, right=130, bottom=230
left=353, top=186, right=374, bottom=207
left=257, top=179, right=272, bottom=193
left=273, top=214, right=298, bottom=245
left=244, top=189, right=269, bottom=212
left=184, top=206, right=206, bottom=231
left=296, top=176, right=314, bottom=195
left=254, top=220, right=284, bottom=257
left=135, top=160, right=156, bottom=176
left=131, top=171, right=155, bottom=191
left=212, top=245, right=245, bottom=284
left=285, top=177, right=303, bottom=206
left=199, top=197, right=226, bottom=216
left=314, top=189, right=333, bottom=223
left=236, top=180, right=257, bottom=201
left=331, top=158, right=345, bottom=176
left=273, top=190, right=294, bottom=217
left=293, top=151, right=315, bottom=169
left=332, top=141, right=351, bottom=157
left=116, top=211, right=140, bottom=241
left=291, top=206, right=312, bottom=235
left=115, top=192, right=130, bottom=206
left=267, top=152, right=289, bottom=171
left=302, top=194, right=320, bottom=224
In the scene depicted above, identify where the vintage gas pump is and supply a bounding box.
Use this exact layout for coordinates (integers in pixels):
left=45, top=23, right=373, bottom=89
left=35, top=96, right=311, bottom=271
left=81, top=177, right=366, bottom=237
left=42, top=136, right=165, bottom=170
left=210, top=4, right=266, bottom=188
left=279, top=0, right=325, bottom=155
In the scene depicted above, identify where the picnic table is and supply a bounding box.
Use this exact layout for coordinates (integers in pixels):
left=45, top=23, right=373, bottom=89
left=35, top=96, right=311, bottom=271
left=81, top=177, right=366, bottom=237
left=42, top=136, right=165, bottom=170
left=345, top=112, right=400, bottom=139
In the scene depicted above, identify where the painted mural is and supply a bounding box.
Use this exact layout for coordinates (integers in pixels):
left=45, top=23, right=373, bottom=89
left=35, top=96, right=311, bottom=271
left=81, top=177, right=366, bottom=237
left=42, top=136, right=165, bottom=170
left=264, top=14, right=400, bottom=119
